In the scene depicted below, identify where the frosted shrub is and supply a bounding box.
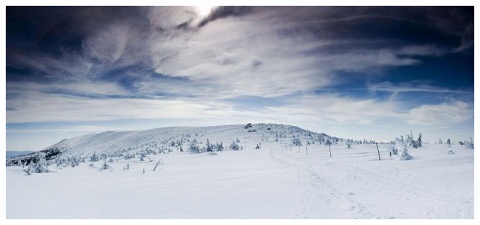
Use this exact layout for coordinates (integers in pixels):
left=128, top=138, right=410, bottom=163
left=465, top=138, right=474, bottom=149
left=395, top=138, right=412, bottom=160
left=230, top=141, right=241, bottom=150
left=292, top=138, right=302, bottom=146
left=218, top=142, right=224, bottom=151
left=139, top=152, right=146, bottom=161
left=398, top=148, right=413, bottom=160
left=90, top=152, right=99, bottom=162
left=24, top=154, right=49, bottom=175
left=388, top=145, right=397, bottom=156
left=124, top=152, right=135, bottom=160
left=99, top=160, right=110, bottom=171
left=465, top=142, right=474, bottom=149
left=189, top=143, right=202, bottom=154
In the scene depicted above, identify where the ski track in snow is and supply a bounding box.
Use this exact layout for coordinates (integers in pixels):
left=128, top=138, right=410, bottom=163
left=269, top=144, right=379, bottom=219
left=267, top=141, right=473, bottom=219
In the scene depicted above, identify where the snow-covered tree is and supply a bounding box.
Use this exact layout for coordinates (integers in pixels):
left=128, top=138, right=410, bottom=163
left=90, top=152, right=99, bottom=162
left=139, top=152, right=147, bottom=161
left=405, top=131, right=422, bottom=148
left=206, top=139, right=213, bottom=152
left=6, top=159, right=13, bottom=167
left=465, top=137, right=474, bottom=149
left=325, top=140, right=332, bottom=146
left=416, top=133, right=422, bottom=148
left=388, top=144, right=397, bottom=156
left=292, top=138, right=302, bottom=146
left=99, top=160, right=110, bottom=171
left=24, top=153, right=49, bottom=175
left=219, top=142, right=225, bottom=151
left=124, top=151, right=135, bottom=160
left=189, top=142, right=202, bottom=154
left=230, top=141, right=241, bottom=150
left=395, top=138, right=412, bottom=160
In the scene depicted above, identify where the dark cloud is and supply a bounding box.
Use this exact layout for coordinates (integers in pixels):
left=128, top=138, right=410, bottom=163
left=7, top=6, right=473, bottom=86
left=6, top=6, right=474, bottom=103
left=7, top=6, right=151, bottom=82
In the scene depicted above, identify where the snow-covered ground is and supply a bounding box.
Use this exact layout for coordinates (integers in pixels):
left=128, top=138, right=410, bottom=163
left=6, top=124, right=474, bottom=219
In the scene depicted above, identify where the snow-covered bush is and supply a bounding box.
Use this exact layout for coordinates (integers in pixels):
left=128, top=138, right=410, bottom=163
left=99, top=160, right=110, bottom=171
left=124, top=152, right=135, bottom=160
left=395, top=138, right=412, bottom=160
left=438, top=138, right=443, bottom=144
left=90, top=152, right=99, bottom=162
left=205, top=139, right=213, bottom=152
left=325, top=140, right=332, bottom=146
left=465, top=142, right=474, bottom=149
left=388, top=145, right=398, bottom=156
left=139, top=152, right=146, bottom=161
left=464, top=137, right=474, bottom=149
left=405, top=132, right=422, bottom=148
left=189, top=143, right=203, bottom=154
left=292, top=138, right=302, bottom=146
left=66, top=156, right=81, bottom=167
left=230, top=141, right=241, bottom=150
left=24, top=153, right=49, bottom=175
left=215, top=142, right=224, bottom=151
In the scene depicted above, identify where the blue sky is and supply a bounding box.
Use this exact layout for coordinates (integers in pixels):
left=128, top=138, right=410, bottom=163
left=5, top=6, right=474, bottom=150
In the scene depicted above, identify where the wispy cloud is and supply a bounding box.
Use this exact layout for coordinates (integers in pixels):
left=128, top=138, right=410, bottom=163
left=6, top=6, right=474, bottom=149
left=406, top=101, right=473, bottom=126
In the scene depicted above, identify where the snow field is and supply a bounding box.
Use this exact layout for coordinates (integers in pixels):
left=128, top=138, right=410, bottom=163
left=6, top=124, right=474, bottom=219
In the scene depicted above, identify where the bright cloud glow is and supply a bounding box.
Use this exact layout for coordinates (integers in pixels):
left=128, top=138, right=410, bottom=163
left=197, top=5, right=216, bottom=18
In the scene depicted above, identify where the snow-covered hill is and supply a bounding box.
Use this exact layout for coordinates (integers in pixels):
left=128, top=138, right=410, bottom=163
left=6, top=123, right=474, bottom=219
left=11, top=123, right=340, bottom=163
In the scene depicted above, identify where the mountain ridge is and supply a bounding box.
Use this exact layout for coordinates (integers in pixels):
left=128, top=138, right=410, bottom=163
left=7, top=123, right=344, bottom=165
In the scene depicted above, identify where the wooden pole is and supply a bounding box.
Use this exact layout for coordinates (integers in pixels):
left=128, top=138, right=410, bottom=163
left=329, top=144, right=332, bottom=157
left=376, top=143, right=381, bottom=161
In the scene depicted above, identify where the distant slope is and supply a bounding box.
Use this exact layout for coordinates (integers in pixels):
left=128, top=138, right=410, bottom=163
left=40, top=123, right=339, bottom=159
left=6, top=151, right=35, bottom=158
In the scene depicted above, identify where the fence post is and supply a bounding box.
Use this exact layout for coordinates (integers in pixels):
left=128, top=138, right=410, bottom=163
left=376, top=143, right=381, bottom=161
left=329, top=144, right=332, bottom=157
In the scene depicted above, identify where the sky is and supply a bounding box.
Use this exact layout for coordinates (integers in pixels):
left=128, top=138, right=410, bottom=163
left=5, top=6, right=474, bottom=151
